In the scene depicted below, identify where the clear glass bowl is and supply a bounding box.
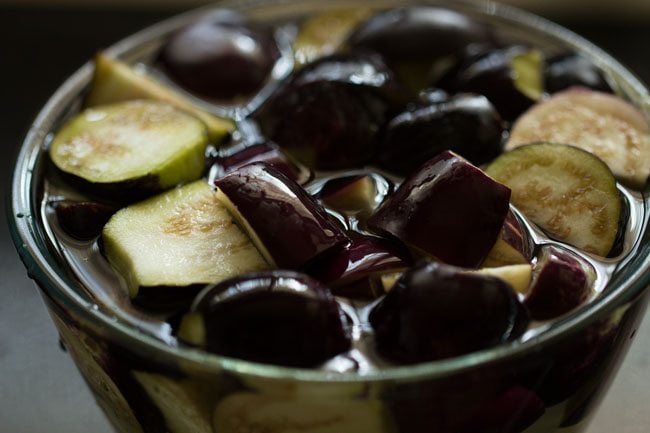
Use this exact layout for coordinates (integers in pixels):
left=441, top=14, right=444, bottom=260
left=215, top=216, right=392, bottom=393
left=8, top=1, right=650, bottom=432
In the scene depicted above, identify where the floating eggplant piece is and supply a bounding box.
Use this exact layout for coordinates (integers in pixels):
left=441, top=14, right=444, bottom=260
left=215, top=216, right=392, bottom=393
left=459, top=386, right=545, bottom=433
left=53, top=200, right=118, bottom=240
left=255, top=54, right=400, bottom=169
left=210, top=141, right=312, bottom=185
left=214, top=163, right=348, bottom=269
left=368, top=151, right=511, bottom=268
left=86, top=53, right=233, bottom=142
left=377, top=93, right=505, bottom=175
left=369, top=261, right=529, bottom=363
left=49, top=100, right=208, bottom=202
left=545, top=53, right=612, bottom=94
left=524, top=246, right=595, bottom=320
left=178, top=271, right=351, bottom=367
left=304, top=233, right=412, bottom=294
left=443, top=46, right=544, bottom=121
left=133, top=372, right=213, bottom=433
left=486, top=143, right=622, bottom=257
left=346, top=7, right=496, bottom=92
left=102, top=180, right=269, bottom=306
left=506, top=88, right=650, bottom=189
left=213, top=392, right=392, bottom=433
left=293, top=7, right=373, bottom=66
left=482, top=210, right=534, bottom=268
left=157, top=14, right=280, bottom=101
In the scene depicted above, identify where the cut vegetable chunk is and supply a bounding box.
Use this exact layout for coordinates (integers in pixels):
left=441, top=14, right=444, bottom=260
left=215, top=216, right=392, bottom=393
left=486, top=143, right=621, bottom=256
left=50, top=100, right=208, bottom=200
left=506, top=88, right=650, bottom=188
left=87, top=53, right=233, bottom=142
left=102, top=180, right=269, bottom=300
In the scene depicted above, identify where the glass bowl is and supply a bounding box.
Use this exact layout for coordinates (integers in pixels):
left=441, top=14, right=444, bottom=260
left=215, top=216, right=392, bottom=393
left=8, top=1, right=650, bottom=432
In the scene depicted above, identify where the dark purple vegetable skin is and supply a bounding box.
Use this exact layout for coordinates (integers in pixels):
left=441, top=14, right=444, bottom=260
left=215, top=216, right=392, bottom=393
left=369, top=261, right=529, bottom=363
left=255, top=54, right=401, bottom=169
left=378, top=93, right=505, bottom=175
left=186, top=271, right=351, bottom=367
left=368, top=150, right=511, bottom=268
left=157, top=15, right=280, bottom=101
left=53, top=200, right=118, bottom=240
left=214, top=162, right=348, bottom=269
left=525, top=247, right=593, bottom=320
left=440, top=46, right=541, bottom=121
left=210, top=140, right=312, bottom=185
left=304, top=233, right=412, bottom=287
left=346, top=7, right=496, bottom=92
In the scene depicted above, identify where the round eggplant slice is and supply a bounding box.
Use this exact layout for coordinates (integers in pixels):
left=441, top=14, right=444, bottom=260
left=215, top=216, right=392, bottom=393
left=50, top=100, right=208, bottom=200
left=506, top=88, right=650, bottom=189
left=102, top=180, right=269, bottom=303
left=178, top=271, right=352, bottom=367
left=486, top=143, right=622, bottom=257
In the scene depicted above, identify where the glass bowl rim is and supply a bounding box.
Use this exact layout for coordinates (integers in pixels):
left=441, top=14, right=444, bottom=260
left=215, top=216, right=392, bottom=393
left=8, top=0, right=650, bottom=383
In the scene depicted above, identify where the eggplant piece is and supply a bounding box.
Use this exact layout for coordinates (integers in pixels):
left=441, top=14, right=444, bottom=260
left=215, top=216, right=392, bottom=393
left=133, top=371, right=213, bottom=433
left=486, top=142, right=622, bottom=257
left=102, top=180, right=269, bottom=305
left=506, top=88, right=650, bottom=189
left=178, top=270, right=351, bottom=367
left=214, top=162, right=348, bottom=269
left=482, top=210, right=534, bottom=268
left=49, top=100, right=208, bottom=201
left=53, top=200, right=118, bottom=240
left=525, top=246, right=595, bottom=320
left=213, top=392, right=394, bottom=433
left=86, top=53, right=233, bottom=142
left=369, top=261, right=529, bottom=363
left=157, top=16, right=280, bottom=101
left=368, top=150, right=511, bottom=268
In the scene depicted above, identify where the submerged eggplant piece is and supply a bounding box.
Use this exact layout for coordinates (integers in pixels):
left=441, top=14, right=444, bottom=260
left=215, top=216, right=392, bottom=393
left=524, top=246, right=595, bottom=320
left=178, top=271, right=351, bottom=367
left=370, top=261, right=529, bottom=363
left=213, top=392, right=392, bottom=433
left=49, top=100, right=208, bottom=201
left=101, top=180, right=269, bottom=306
left=214, top=162, right=348, bottom=269
left=368, top=151, right=511, bottom=268
left=486, top=142, right=622, bottom=257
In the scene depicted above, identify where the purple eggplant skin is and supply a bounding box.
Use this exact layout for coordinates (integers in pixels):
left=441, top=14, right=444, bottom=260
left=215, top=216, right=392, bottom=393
left=214, top=162, right=348, bottom=269
left=188, top=271, right=352, bottom=367
left=544, top=53, right=612, bottom=94
left=303, top=233, right=413, bottom=287
left=346, top=7, right=496, bottom=91
left=368, top=150, right=511, bottom=268
left=442, top=46, right=539, bottom=121
left=524, top=247, right=593, bottom=320
left=210, top=140, right=312, bottom=185
left=377, top=93, right=505, bottom=175
left=369, top=261, right=529, bottom=364
left=53, top=200, right=118, bottom=241
left=157, top=14, right=279, bottom=101
left=255, top=54, right=402, bottom=169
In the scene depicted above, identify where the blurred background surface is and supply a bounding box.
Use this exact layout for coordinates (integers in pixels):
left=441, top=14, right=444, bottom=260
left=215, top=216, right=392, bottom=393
left=0, top=1, right=648, bottom=433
